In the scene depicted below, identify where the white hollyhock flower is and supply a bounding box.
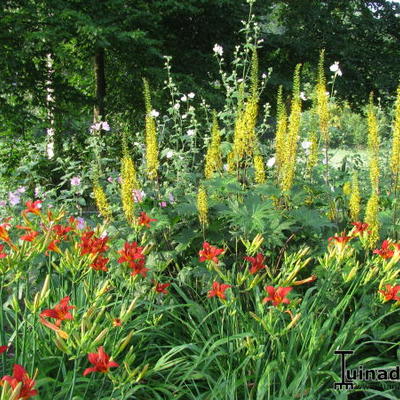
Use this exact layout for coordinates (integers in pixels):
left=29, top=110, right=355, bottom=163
left=330, top=61, right=342, bottom=76
left=188, top=92, right=195, bottom=99
left=150, top=110, right=159, bottom=117
left=301, top=141, right=312, bottom=149
left=166, top=150, right=174, bottom=159
left=267, top=157, right=276, bottom=168
left=213, top=44, right=223, bottom=56
left=187, top=129, right=195, bottom=136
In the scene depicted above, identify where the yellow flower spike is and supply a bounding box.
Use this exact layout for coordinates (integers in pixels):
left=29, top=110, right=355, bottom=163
left=349, top=172, right=361, bottom=221
left=367, top=92, right=380, bottom=194
left=281, top=64, right=302, bottom=192
left=204, top=111, right=222, bottom=179
left=93, top=182, right=112, bottom=220
left=391, top=84, right=400, bottom=189
left=143, top=78, right=159, bottom=181
left=120, top=155, right=139, bottom=224
left=365, top=192, right=380, bottom=248
left=197, top=185, right=208, bottom=227
left=275, top=85, right=287, bottom=172
left=231, top=49, right=260, bottom=166
left=316, top=50, right=329, bottom=162
left=253, top=153, right=266, bottom=184
left=343, top=181, right=351, bottom=197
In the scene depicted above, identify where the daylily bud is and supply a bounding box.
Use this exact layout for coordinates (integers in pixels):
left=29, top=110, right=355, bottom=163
left=116, top=331, right=134, bottom=354
left=96, top=280, right=111, bottom=297
left=286, top=313, right=301, bottom=330
left=54, top=336, right=69, bottom=353
left=122, top=298, right=138, bottom=321
left=135, top=364, right=149, bottom=383
left=9, top=382, right=22, bottom=400
left=40, top=274, right=51, bottom=300
left=93, top=328, right=109, bottom=344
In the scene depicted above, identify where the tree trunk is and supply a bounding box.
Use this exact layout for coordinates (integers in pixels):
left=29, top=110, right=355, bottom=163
left=93, top=48, right=106, bottom=122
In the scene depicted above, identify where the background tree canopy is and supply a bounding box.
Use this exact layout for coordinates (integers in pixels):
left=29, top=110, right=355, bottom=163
left=1, top=0, right=399, bottom=139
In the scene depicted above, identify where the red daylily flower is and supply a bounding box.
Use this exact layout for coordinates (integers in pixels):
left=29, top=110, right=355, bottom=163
left=0, top=345, right=7, bottom=354
left=0, top=244, right=6, bottom=259
left=16, top=225, right=32, bottom=231
left=52, top=224, right=72, bottom=239
left=1, top=364, right=38, bottom=399
left=40, top=296, right=75, bottom=327
left=129, top=259, right=149, bottom=277
left=207, top=282, right=231, bottom=299
left=0, top=223, right=11, bottom=243
left=199, top=242, right=224, bottom=264
left=20, top=231, right=39, bottom=242
left=83, top=346, right=119, bottom=376
left=90, top=255, right=109, bottom=272
left=373, top=240, right=394, bottom=259
left=117, top=241, right=145, bottom=265
left=351, top=222, right=369, bottom=235
left=137, top=212, right=157, bottom=228
left=22, top=200, right=42, bottom=216
left=378, top=284, right=400, bottom=302
left=117, top=242, right=148, bottom=277
left=46, top=239, right=61, bottom=255
left=262, top=286, right=293, bottom=306
left=154, top=282, right=170, bottom=294
left=328, top=234, right=352, bottom=245
left=244, top=253, right=267, bottom=274
left=79, top=231, right=109, bottom=255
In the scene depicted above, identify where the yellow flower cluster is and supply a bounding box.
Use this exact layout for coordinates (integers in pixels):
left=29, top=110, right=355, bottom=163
left=143, top=78, right=159, bottom=181
left=349, top=173, right=361, bottom=221
left=197, top=186, right=208, bottom=226
left=275, top=85, right=287, bottom=170
left=367, top=93, right=380, bottom=194
left=230, top=49, right=259, bottom=169
left=120, top=155, right=139, bottom=224
left=93, top=182, right=112, bottom=220
left=204, top=111, right=222, bottom=179
left=364, top=192, right=380, bottom=248
left=391, top=85, right=400, bottom=188
left=316, top=50, right=329, bottom=152
left=253, top=153, right=266, bottom=184
left=280, top=64, right=302, bottom=192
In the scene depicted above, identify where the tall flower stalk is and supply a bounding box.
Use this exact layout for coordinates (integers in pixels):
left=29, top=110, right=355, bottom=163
left=204, top=111, right=222, bottom=179
left=275, top=85, right=287, bottom=173
left=365, top=93, right=380, bottom=247
left=280, top=64, right=302, bottom=193
left=229, top=48, right=259, bottom=172
left=143, top=78, right=159, bottom=181
left=316, top=50, right=329, bottom=181
left=390, top=85, right=400, bottom=239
